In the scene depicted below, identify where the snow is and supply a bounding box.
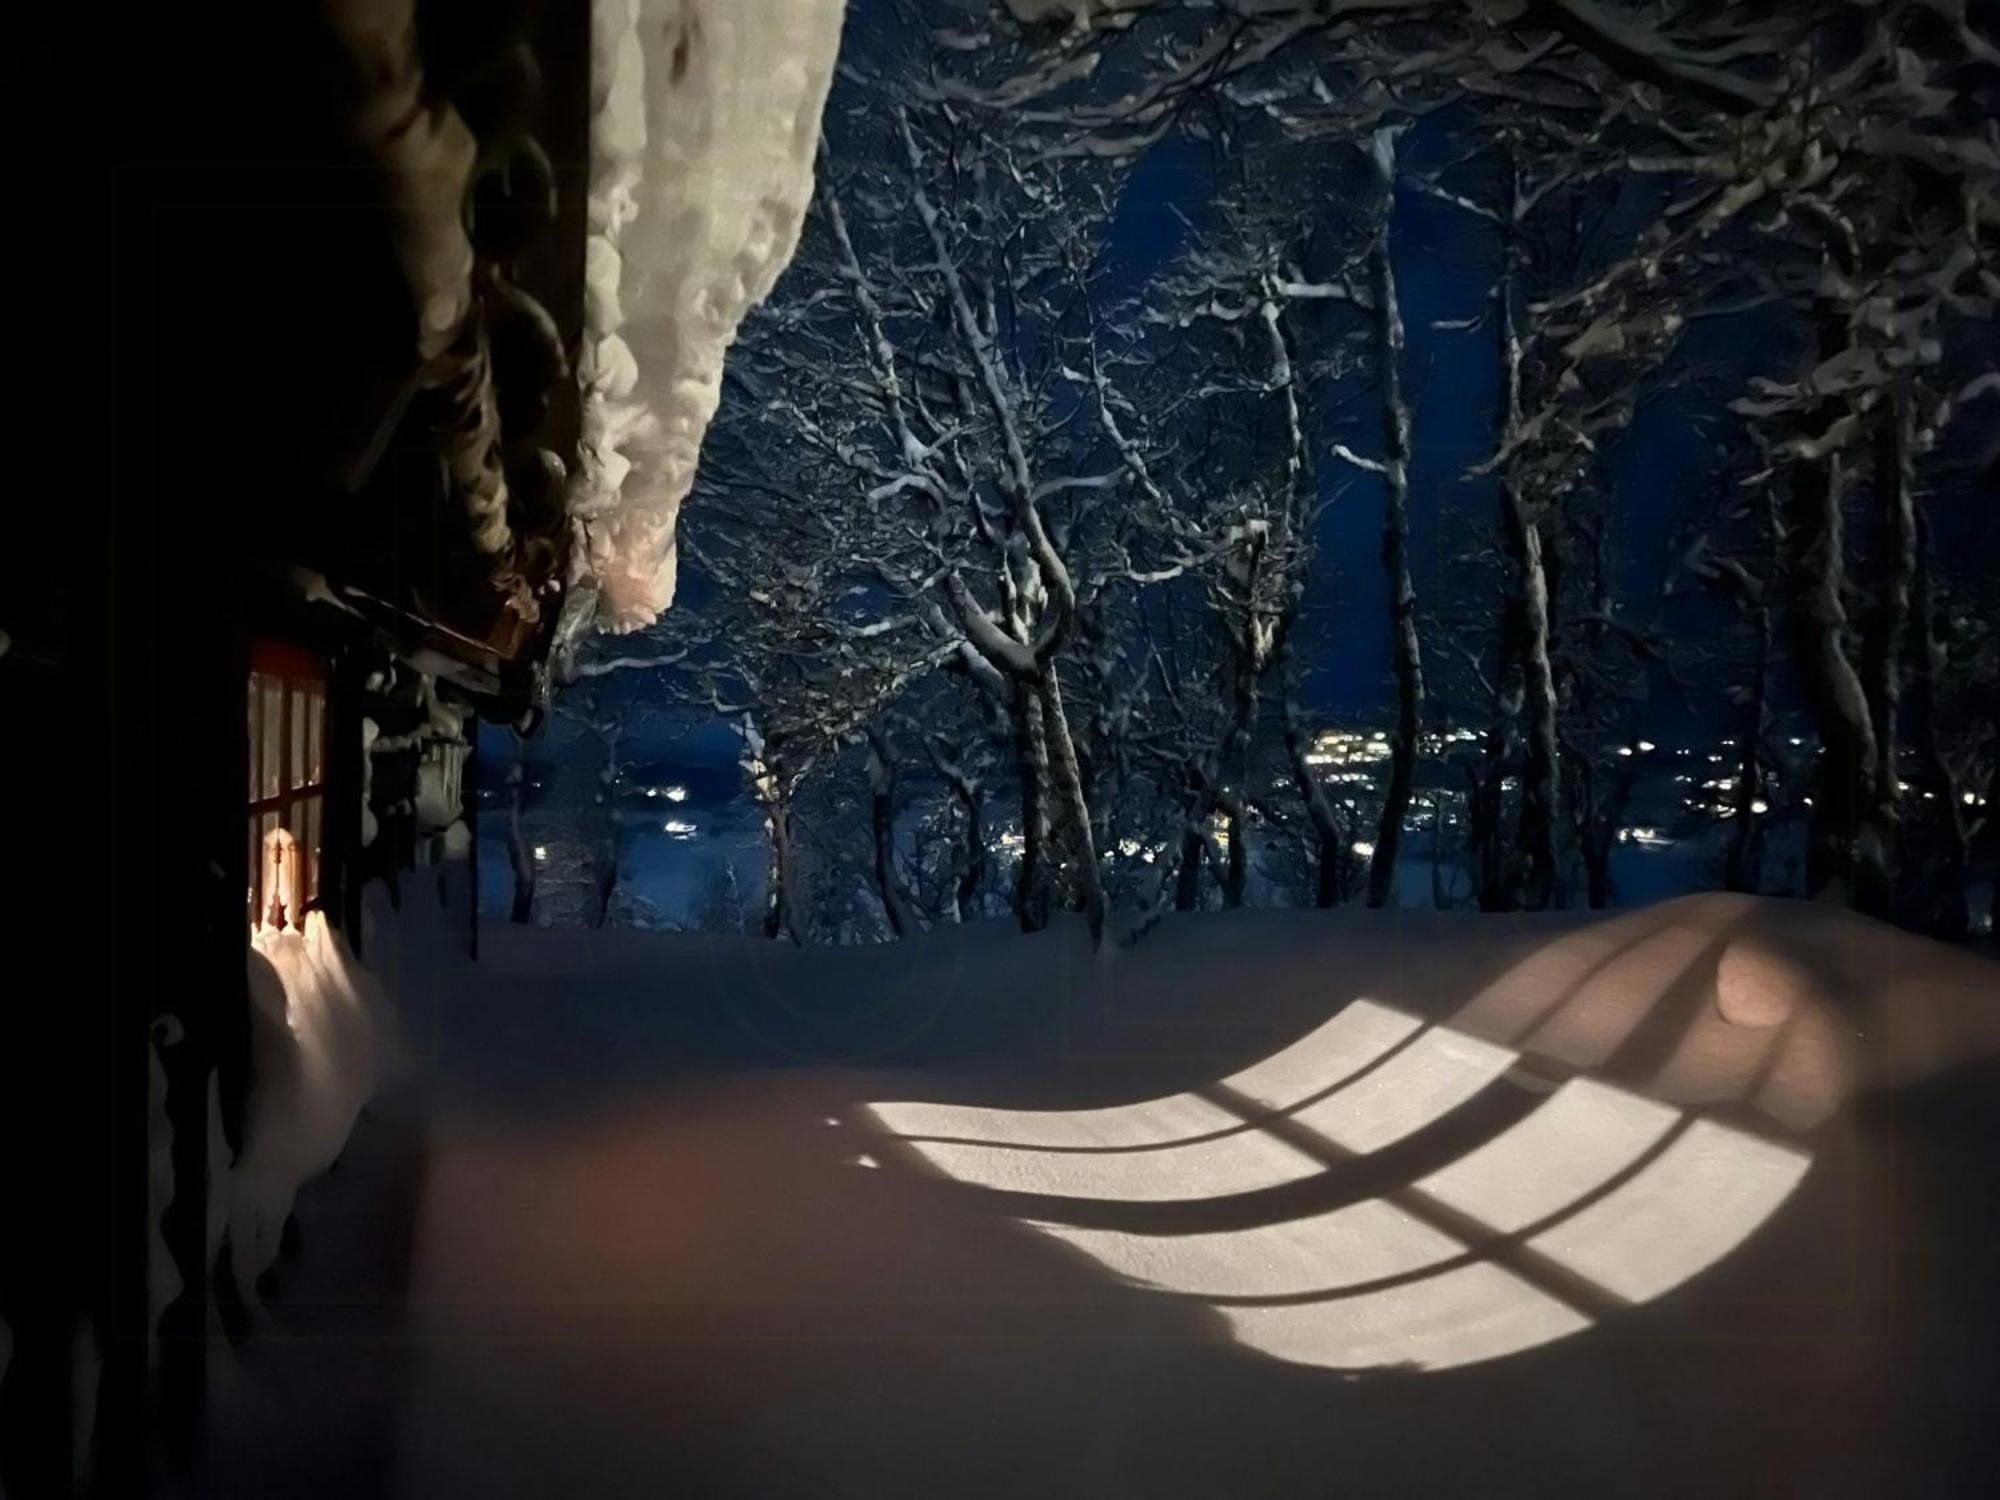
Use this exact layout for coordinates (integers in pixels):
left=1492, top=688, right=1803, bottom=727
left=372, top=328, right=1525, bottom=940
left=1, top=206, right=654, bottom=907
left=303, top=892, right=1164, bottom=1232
left=192, top=893, right=2000, bottom=1497
left=573, top=0, right=846, bottom=632
left=169, top=861, right=470, bottom=1324
left=230, top=914, right=398, bottom=1297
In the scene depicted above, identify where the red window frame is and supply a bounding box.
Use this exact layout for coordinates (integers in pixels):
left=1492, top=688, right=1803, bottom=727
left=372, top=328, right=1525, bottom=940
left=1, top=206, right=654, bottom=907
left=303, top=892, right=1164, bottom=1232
left=247, top=640, right=329, bottom=931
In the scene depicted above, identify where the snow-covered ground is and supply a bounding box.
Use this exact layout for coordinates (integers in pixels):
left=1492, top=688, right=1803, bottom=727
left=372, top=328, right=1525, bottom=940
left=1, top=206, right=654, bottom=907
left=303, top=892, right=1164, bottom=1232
left=197, top=895, right=2000, bottom=1497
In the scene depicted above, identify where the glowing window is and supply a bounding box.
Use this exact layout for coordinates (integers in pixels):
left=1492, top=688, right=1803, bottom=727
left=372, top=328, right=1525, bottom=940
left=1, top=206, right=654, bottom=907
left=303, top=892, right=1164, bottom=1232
left=247, top=640, right=328, bottom=932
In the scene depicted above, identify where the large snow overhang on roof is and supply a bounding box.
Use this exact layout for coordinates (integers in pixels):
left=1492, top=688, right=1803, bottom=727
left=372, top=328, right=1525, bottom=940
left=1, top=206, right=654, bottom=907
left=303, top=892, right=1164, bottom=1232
left=570, top=0, right=847, bottom=635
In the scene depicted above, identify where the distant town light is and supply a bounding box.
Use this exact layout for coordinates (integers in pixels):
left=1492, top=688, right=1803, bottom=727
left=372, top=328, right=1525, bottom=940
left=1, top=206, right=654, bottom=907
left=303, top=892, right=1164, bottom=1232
left=1352, top=840, right=1375, bottom=859
left=664, top=819, right=697, bottom=838
left=664, top=785, right=689, bottom=802
left=1751, top=799, right=1769, bottom=815
left=533, top=846, right=549, bottom=863
left=1964, top=791, right=1979, bottom=806
left=1637, top=740, right=1656, bottom=753
left=1617, top=746, right=1634, bottom=758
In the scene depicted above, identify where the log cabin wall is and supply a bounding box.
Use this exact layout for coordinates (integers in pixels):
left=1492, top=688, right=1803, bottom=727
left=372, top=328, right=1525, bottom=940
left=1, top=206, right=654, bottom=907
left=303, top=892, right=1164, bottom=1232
left=0, top=3, right=587, bottom=1493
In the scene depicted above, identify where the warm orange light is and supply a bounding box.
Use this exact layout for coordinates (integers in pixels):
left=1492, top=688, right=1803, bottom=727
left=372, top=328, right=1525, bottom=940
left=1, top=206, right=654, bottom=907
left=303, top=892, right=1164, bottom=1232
left=260, top=825, right=302, bottom=933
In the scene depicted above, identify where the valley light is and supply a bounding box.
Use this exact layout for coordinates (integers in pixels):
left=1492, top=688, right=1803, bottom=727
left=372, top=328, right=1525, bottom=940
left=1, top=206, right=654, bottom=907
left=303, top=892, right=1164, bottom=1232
left=1751, top=799, right=1769, bottom=815
left=664, top=785, right=689, bottom=802
left=1352, top=840, right=1376, bottom=858
left=1964, top=791, right=1979, bottom=806
left=533, top=846, right=549, bottom=863
left=1637, top=740, right=1655, bottom=753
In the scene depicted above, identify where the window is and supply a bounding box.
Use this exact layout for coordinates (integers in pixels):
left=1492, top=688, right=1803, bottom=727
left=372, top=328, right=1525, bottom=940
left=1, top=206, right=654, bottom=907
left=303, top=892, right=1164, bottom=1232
left=247, top=641, right=328, bottom=932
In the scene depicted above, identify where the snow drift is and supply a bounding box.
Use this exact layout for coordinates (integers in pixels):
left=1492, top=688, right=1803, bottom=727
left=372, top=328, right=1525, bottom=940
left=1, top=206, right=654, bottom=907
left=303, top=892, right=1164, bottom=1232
left=228, top=914, right=400, bottom=1293
left=574, top=0, right=847, bottom=631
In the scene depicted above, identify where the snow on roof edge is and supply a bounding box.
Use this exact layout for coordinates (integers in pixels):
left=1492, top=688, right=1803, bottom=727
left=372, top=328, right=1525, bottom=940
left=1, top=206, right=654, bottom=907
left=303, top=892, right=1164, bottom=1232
left=570, top=0, right=848, bottom=636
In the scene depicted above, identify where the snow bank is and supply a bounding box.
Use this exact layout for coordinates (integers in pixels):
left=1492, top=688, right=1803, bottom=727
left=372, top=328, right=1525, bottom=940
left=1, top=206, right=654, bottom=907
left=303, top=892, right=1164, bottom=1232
left=573, top=0, right=847, bottom=631
left=228, top=914, right=399, bottom=1294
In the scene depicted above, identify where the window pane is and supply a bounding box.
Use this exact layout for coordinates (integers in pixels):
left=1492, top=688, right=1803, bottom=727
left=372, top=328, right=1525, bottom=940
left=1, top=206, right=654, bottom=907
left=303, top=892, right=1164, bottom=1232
left=260, top=679, right=283, bottom=800
left=290, top=683, right=308, bottom=790
left=248, top=816, right=260, bottom=929
left=304, top=795, right=322, bottom=900
left=259, top=811, right=280, bottom=923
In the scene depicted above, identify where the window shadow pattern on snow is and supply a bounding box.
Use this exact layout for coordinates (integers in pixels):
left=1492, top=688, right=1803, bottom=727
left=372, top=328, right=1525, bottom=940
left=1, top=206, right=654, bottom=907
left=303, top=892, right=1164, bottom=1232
left=863, top=918, right=1818, bottom=1374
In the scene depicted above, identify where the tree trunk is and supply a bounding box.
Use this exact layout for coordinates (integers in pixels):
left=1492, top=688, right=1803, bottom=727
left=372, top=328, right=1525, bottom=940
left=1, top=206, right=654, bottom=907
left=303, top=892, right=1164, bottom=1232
left=1785, top=449, right=1885, bottom=908
left=505, top=730, right=535, bottom=923
left=1222, top=796, right=1248, bottom=908
left=763, top=792, right=801, bottom=944
left=1012, top=687, right=1053, bottom=932
left=1219, top=623, right=1263, bottom=911
left=1365, top=195, right=1424, bottom=910
left=1724, top=615, right=1770, bottom=895
left=937, top=751, right=986, bottom=925
left=1486, top=159, right=1560, bottom=909
left=866, top=729, right=915, bottom=938
left=1722, top=490, right=1778, bottom=895
left=1571, top=755, right=1610, bottom=909
left=1037, top=671, right=1105, bottom=941
left=1431, top=788, right=1450, bottom=909
left=1174, top=762, right=1210, bottom=912
left=956, top=788, right=985, bottom=923
left=1471, top=730, right=1516, bottom=911
left=1281, top=672, right=1345, bottom=907
left=1908, top=504, right=1972, bottom=939
left=1858, top=390, right=1915, bottom=904
left=1515, top=514, right=1561, bottom=908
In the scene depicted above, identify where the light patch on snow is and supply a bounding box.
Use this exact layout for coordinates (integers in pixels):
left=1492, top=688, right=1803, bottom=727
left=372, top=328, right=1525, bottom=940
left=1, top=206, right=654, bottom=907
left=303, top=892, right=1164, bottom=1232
left=1528, top=1120, right=1811, bottom=1304
left=874, top=999, right=1811, bottom=1373
left=574, top=0, right=847, bottom=631
left=1223, top=1262, right=1590, bottom=1374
